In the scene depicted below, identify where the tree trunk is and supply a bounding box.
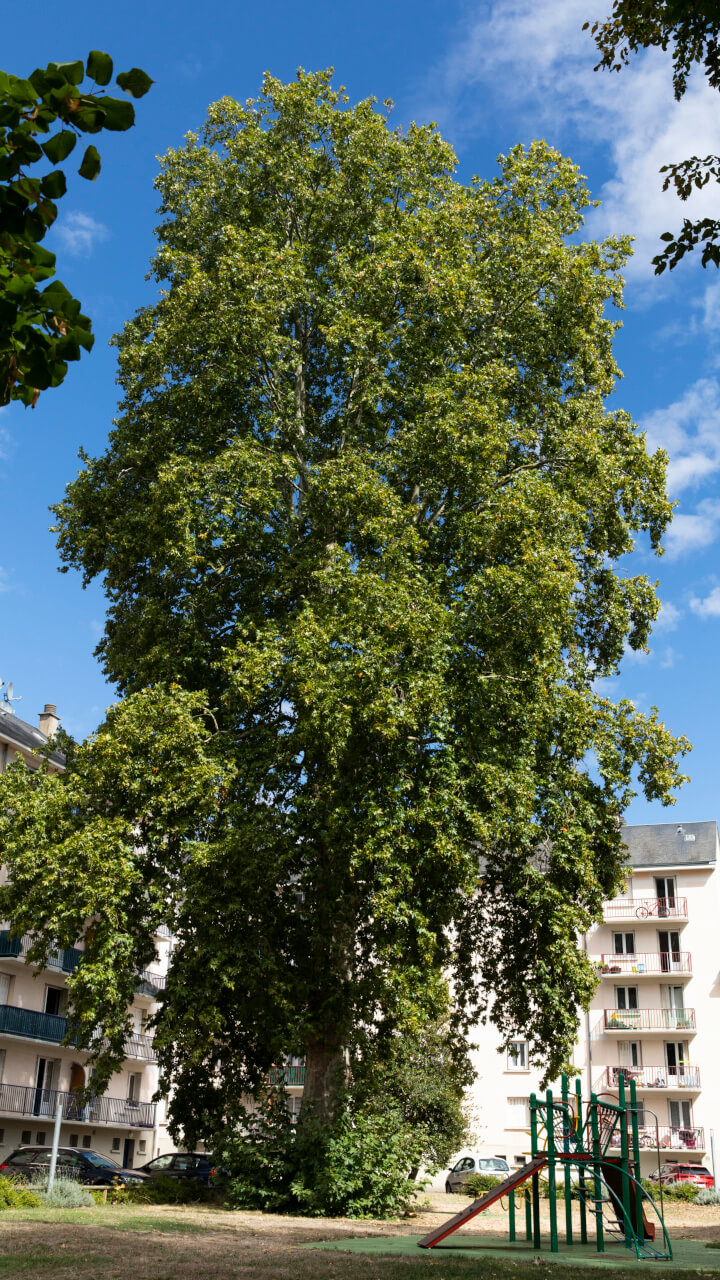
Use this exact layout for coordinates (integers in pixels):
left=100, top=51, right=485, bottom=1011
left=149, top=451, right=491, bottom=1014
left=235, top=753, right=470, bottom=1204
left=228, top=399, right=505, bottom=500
left=302, top=1036, right=347, bottom=1125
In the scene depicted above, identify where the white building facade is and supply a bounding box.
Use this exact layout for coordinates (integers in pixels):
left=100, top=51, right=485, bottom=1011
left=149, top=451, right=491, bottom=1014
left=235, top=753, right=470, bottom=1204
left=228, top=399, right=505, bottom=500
left=0, top=701, right=173, bottom=1167
left=457, top=821, right=720, bottom=1182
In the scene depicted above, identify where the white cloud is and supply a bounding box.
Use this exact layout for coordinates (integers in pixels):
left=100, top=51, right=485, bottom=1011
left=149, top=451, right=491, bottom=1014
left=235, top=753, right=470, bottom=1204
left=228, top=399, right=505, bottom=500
left=660, top=646, right=679, bottom=669
left=689, top=585, right=720, bottom=617
left=641, top=378, right=720, bottom=496
left=417, top=0, right=720, bottom=280
left=654, top=601, right=682, bottom=631
left=664, top=497, right=720, bottom=557
left=0, top=568, right=10, bottom=594
left=54, top=212, right=109, bottom=257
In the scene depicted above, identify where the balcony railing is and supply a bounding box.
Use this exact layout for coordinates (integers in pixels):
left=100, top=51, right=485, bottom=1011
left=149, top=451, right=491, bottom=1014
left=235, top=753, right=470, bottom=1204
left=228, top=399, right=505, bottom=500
left=135, top=969, right=166, bottom=997
left=0, top=1082, right=155, bottom=1128
left=597, top=952, right=692, bottom=976
left=0, top=1005, right=156, bottom=1062
left=0, top=932, right=164, bottom=996
left=601, top=1065, right=701, bottom=1091
left=0, top=931, right=82, bottom=973
left=604, top=898, right=688, bottom=921
left=610, top=1125, right=705, bottom=1151
left=603, top=1008, right=696, bottom=1033
left=268, top=1065, right=306, bottom=1086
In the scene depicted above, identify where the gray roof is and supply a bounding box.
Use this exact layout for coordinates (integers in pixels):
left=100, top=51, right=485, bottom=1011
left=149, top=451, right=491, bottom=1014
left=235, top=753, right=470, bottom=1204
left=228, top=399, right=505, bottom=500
left=0, top=711, right=65, bottom=768
left=621, top=821, right=718, bottom=868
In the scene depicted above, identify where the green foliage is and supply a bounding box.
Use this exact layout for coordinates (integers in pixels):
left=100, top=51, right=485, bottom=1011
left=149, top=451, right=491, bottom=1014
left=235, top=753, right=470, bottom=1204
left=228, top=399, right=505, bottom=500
left=462, top=1173, right=503, bottom=1197
left=0, top=1177, right=42, bottom=1209
left=660, top=1180, right=699, bottom=1202
left=585, top=2, right=720, bottom=271
left=696, top=1186, right=720, bottom=1205
left=352, top=1012, right=471, bottom=1171
left=103, top=1175, right=208, bottom=1205
left=0, top=70, right=688, bottom=1136
left=34, top=1175, right=94, bottom=1207
left=0, top=52, right=152, bottom=406
left=218, top=1088, right=428, bottom=1219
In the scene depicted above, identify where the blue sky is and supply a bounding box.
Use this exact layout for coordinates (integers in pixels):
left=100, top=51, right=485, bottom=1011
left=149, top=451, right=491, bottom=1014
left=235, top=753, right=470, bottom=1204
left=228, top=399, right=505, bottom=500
left=2, top=0, right=719, bottom=824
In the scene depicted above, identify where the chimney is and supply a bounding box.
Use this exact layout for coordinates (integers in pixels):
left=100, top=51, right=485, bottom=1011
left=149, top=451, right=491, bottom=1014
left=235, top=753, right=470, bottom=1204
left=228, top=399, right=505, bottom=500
left=38, top=703, right=60, bottom=739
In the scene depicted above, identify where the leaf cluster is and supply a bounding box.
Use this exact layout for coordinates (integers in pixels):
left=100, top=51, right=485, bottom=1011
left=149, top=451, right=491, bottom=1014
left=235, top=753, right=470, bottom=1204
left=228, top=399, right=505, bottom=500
left=0, top=52, right=152, bottom=405
left=584, top=2, right=720, bottom=272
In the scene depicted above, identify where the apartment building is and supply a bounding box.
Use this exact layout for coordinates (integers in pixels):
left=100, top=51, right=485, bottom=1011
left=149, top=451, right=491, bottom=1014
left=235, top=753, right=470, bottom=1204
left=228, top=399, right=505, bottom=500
left=454, top=821, right=720, bottom=1183
left=0, top=698, right=172, bottom=1167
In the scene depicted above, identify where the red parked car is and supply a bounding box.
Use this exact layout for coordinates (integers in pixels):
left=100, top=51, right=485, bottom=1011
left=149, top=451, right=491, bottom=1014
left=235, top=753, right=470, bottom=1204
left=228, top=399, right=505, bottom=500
left=650, top=1162, right=714, bottom=1188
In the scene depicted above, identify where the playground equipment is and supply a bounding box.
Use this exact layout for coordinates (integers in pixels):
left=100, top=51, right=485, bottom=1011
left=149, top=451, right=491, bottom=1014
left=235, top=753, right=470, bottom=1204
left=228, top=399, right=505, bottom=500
left=419, top=1072, right=672, bottom=1261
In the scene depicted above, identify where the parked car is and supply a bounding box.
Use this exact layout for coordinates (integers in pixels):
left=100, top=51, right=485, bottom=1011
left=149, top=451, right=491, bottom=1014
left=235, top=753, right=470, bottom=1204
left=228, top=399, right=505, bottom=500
left=139, top=1151, right=213, bottom=1184
left=649, top=1162, right=714, bottom=1189
left=0, top=1146, right=149, bottom=1186
left=445, top=1154, right=510, bottom=1194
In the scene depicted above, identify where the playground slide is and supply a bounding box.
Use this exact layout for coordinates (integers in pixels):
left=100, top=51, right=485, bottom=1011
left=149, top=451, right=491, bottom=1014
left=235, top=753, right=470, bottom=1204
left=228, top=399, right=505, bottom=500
left=601, top=1159, right=655, bottom=1242
left=419, top=1155, right=548, bottom=1249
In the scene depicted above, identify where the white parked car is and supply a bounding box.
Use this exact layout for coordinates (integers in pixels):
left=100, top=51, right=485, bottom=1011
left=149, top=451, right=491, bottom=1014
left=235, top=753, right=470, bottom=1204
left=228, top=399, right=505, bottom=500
left=445, top=1154, right=510, bottom=1194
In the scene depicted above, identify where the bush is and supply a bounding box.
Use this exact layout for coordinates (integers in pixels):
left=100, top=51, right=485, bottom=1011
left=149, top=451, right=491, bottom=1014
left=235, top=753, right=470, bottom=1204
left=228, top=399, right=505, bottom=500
left=217, top=1088, right=430, bottom=1219
left=462, top=1173, right=503, bottom=1197
left=102, top=1175, right=209, bottom=1206
left=0, top=1177, right=42, bottom=1209
left=661, top=1181, right=699, bottom=1202
left=34, top=1176, right=94, bottom=1208
left=696, top=1187, right=720, bottom=1206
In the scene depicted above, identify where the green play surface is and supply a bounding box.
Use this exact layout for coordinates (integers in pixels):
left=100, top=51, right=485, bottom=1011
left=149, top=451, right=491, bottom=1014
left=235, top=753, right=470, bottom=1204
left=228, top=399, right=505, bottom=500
left=305, top=1234, right=720, bottom=1271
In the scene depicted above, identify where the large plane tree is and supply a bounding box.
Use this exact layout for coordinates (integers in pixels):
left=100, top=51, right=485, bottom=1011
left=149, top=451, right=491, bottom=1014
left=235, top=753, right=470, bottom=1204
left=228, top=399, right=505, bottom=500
left=0, top=70, right=687, bottom=1141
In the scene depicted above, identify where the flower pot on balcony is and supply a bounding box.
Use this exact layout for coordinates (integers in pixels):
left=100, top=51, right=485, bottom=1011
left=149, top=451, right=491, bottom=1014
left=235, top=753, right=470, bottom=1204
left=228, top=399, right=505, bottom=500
left=638, top=963, right=645, bottom=973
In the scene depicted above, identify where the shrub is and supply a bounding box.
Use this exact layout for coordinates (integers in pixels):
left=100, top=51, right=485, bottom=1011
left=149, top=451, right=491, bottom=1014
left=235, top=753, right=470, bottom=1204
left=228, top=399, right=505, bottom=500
left=0, top=1177, right=42, bottom=1209
left=658, top=1181, right=698, bottom=1202
left=102, top=1175, right=209, bottom=1206
left=218, top=1088, right=430, bottom=1218
left=696, top=1187, right=720, bottom=1206
left=462, top=1173, right=503, bottom=1197
left=34, top=1176, right=94, bottom=1208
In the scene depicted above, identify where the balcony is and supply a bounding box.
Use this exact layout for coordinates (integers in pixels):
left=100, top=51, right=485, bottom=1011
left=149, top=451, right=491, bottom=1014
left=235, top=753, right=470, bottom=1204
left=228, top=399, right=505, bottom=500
left=0, top=1005, right=157, bottom=1062
left=603, top=1008, right=696, bottom=1034
left=268, top=1065, right=306, bottom=1087
left=0, top=931, right=82, bottom=974
left=600, top=1065, right=701, bottom=1092
left=604, top=898, right=688, bottom=922
left=0, top=1082, right=155, bottom=1129
left=596, top=952, right=692, bottom=978
left=609, top=1126, right=705, bottom=1152
left=0, top=932, right=164, bottom=996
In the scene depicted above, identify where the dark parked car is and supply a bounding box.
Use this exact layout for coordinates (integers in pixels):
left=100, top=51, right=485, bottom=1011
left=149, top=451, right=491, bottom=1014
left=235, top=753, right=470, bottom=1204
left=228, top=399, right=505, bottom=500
left=0, top=1146, right=149, bottom=1186
left=139, top=1151, right=212, bottom=1184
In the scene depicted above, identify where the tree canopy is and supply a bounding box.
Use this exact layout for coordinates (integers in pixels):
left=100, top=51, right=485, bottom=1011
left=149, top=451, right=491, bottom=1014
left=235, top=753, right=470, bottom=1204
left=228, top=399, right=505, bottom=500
left=0, top=52, right=151, bottom=406
left=0, top=70, right=687, bottom=1143
left=585, top=1, right=720, bottom=271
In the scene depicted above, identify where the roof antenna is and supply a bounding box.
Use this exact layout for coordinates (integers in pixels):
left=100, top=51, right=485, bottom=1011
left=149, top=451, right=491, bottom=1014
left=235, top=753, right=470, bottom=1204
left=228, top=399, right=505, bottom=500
left=0, top=680, right=22, bottom=715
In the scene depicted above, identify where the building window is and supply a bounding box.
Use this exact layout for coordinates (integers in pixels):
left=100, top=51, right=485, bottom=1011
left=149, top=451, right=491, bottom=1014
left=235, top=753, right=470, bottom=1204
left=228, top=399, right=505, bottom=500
left=507, top=1097, right=530, bottom=1129
left=44, top=986, right=67, bottom=1016
left=507, top=1042, right=528, bottom=1071
left=138, top=1140, right=147, bottom=1155
left=21, top=1130, right=31, bottom=1145
left=0, top=1129, right=4, bottom=1144
left=0, top=973, right=11, bottom=1005
left=111, top=1137, right=121, bottom=1152
left=127, top=1072, right=141, bottom=1102
left=615, top=987, right=638, bottom=1011
left=69, top=1134, right=79, bottom=1147
left=82, top=1134, right=91, bottom=1149
left=36, top=1132, right=46, bottom=1145
left=0, top=1048, right=5, bottom=1085
left=613, top=932, right=635, bottom=955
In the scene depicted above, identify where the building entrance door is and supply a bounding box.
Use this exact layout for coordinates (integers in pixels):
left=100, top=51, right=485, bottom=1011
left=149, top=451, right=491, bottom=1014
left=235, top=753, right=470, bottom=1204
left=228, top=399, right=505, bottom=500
left=123, top=1138, right=135, bottom=1169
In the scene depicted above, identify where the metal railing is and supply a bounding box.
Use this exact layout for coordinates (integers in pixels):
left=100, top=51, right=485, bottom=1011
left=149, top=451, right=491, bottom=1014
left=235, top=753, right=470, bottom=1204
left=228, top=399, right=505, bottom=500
left=604, top=897, right=688, bottom=921
left=601, top=1065, right=701, bottom=1091
left=0, top=1004, right=157, bottom=1061
left=597, top=952, right=692, bottom=975
left=0, top=1081, right=155, bottom=1128
left=268, top=1065, right=306, bottom=1086
left=0, top=932, right=164, bottom=995
left=0, top=931, right=82, bottom=973
left=610, top=1125, right=705, bottom=1151
left=603, top=1008, right=696, bottom=1033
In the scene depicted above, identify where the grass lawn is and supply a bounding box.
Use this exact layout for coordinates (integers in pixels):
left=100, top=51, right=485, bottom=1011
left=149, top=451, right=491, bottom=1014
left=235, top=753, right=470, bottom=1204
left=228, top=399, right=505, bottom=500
left=0, top=1194, right=718, bottom=1279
